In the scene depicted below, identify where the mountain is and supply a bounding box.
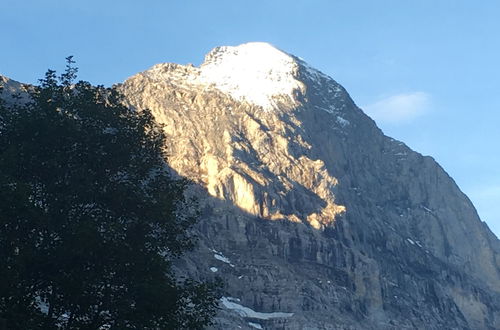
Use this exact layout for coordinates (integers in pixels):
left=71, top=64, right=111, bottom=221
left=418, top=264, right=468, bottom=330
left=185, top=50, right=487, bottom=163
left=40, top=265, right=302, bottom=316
left=0, top=75, right=29, bottom=104
left=3, top=42, right=500, bottom=329
left=118, top=42, right=500, bottom=329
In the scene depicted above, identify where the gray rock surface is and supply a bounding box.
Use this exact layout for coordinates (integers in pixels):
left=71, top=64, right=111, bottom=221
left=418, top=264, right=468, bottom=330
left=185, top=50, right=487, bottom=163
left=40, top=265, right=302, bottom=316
left=119, top=43, right=500, bottom=329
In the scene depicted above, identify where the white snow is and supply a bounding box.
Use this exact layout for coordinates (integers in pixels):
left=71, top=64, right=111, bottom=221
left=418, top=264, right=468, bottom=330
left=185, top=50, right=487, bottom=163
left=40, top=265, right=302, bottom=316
left=145, top=42, right=305, bottom=111
left=214, top=253, right=235, bottom=267
left=197, top=42, right=304, bottom=110
left=407, top=238, right=424, bottom=248
left=143, top=42, right=351, bottom=117
left=220, top=296, right=294, bottom=320
left=315, top=106, right=350, bottom=128
left=210, top=267, right=218, bottom=272
left=422, top=206, right=433, bottom=213
left=316, top=105, right=336, bottom=114
left=336, top=116, right=350, bottom=127
left=213, top=253, right=230, bottom=263
left=35, top=296, right=49, bottom=315
left=248, top=322, right=263, bottom=329
left=301, top=62, right=325, bottom=81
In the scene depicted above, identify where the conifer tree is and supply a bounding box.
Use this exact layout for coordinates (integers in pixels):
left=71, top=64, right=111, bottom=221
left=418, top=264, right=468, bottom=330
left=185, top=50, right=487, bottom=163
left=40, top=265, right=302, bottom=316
left=0, top=58, right=220, bottom=329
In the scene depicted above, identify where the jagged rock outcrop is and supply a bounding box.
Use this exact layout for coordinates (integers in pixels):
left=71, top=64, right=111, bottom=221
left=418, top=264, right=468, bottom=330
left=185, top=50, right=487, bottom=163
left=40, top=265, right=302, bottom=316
left=3, top=42, right=500, bottom=329
left=0, top=75, right=29, bottom=104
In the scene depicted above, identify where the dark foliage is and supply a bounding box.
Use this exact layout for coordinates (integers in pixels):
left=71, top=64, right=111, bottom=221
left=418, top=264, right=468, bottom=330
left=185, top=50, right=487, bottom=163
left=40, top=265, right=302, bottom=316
left=0, top=58, right=220, bottom=329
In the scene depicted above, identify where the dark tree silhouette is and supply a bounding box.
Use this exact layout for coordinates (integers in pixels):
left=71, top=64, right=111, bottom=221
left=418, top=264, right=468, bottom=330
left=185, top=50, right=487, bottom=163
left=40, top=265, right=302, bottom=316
left=0, top=58, right=220, bottom=329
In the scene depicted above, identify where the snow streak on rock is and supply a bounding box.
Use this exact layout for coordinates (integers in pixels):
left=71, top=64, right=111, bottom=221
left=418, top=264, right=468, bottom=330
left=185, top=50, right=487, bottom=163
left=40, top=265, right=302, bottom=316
left=220, top=297, right=294, bottom=320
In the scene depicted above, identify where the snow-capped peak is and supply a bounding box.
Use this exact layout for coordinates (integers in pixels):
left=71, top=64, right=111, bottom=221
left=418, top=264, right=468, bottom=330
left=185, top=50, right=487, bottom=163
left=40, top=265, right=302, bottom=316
left=142, top=42, right=341, bottom=111
left=197, top=42, right=304, bottom=109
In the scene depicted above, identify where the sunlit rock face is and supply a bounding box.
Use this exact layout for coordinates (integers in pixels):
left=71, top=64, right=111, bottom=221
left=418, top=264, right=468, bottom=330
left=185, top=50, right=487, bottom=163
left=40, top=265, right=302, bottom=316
left=120, top=43, right=349, bottom=230
left=0, top=75, right=30, bottom=104
left=119, top=42, right=500, bottom=329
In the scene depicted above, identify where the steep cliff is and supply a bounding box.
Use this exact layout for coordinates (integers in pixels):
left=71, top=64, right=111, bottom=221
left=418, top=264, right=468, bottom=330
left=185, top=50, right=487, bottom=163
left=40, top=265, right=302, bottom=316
left=119, top=42, right=500, bottom=329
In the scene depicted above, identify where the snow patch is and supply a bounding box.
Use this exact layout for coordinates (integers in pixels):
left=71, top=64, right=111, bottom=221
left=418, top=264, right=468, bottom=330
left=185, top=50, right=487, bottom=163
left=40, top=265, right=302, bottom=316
left=220, top=297, right=294, bottom=320
left=248, top=322, right=263, bottom=329
left=336, top=116, right=350, bottom=127
left=406, top=238, right=423, bottom=248
left=35, top=296, right=49, bottom=315
left=214, top=253, right=235, bottom=267
left=300, top=61, right=332, bottom=83
left=197, top=42, right=304, bottom=110
left=422, top=206, right=434, bottom=213
left=142, top=42, right=348, bottom=113
left=316, top=106, right=336, bottom=114
left=210, top=267, right=218, bottom=273
left=315, top=106, right=350, bottom=128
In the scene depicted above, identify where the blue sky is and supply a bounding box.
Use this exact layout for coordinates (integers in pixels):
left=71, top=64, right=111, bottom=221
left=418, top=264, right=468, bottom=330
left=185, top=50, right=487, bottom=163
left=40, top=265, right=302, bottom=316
left=2, top=0, right=499, bottom=237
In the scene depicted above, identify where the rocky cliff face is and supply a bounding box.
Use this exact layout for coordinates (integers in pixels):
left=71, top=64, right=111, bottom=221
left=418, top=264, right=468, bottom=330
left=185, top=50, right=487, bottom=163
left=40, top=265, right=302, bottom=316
left=3, top=42, right=500, bottom=329
left=0, top=75, right=29, bottom=104
left=119, top=43, right=500, bottom=329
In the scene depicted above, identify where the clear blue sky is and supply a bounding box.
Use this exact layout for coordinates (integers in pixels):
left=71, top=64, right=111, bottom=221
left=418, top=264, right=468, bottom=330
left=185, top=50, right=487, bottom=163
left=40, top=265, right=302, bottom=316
left=2, top=0, right=499, bottom=237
